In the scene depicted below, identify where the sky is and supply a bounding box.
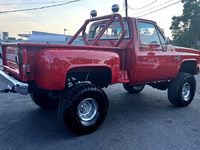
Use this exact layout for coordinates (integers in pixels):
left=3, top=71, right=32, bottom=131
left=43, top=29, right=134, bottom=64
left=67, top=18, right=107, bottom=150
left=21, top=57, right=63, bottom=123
left=0, top=0, right=183, bottom=39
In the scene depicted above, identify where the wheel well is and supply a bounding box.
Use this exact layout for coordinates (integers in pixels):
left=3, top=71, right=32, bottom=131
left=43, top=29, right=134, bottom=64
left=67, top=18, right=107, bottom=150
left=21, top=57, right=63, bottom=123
left=66, top=67, right=112, bottom=88
left=179, top=61, right=197, bottom=75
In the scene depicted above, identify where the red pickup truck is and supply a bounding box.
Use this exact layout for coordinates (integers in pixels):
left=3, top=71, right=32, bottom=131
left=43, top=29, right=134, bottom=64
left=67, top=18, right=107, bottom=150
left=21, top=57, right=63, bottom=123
left=1, top=6, right=200, bottom=135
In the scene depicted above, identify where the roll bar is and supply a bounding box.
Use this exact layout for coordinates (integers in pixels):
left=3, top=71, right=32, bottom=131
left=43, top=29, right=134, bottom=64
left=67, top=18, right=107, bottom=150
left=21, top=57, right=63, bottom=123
left=67, top=13, right=126, bottom=47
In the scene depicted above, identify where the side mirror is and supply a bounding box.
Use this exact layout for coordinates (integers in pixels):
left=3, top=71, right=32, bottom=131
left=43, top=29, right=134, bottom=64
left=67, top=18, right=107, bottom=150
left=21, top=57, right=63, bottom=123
left=162, top=37, right=170, bottom=52
left=165, top=37, right=170, bottom=45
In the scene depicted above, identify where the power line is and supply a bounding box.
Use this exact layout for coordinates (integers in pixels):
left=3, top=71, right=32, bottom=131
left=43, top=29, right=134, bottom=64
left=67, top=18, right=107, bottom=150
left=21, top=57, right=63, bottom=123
left=138, top=0, right=181, bottom=17
left=127, top=0, right=158, bottom=17
left=129, top=0, right=157, bottom=10
left=136, top=0, right=175, bottom=15
left=0, top=1, right=70, bottom=5
left=126, top=4, right=139, bottom=17
left=0, top=0, right=81, bottom=14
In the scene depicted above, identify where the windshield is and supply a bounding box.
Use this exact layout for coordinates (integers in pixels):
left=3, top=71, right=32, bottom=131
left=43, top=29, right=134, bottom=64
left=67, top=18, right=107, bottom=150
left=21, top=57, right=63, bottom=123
left=88, top=21, right=130, bottom=41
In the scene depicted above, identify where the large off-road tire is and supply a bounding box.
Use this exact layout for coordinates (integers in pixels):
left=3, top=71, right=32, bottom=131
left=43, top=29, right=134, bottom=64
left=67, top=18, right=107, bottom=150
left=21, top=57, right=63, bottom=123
left=168, top=73, right=196, bottom=107
left=123, top=83, right=145, bottom=94
left=30, top=89, right=59, bottom=110
left=58, top=83, right=109, bottom=135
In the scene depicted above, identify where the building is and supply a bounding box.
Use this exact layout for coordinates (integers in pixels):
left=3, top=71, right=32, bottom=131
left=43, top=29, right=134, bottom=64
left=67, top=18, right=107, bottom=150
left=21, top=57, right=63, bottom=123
left=0, top=31, right=85, bottom=45
left=2, top=32, right=8, bottom=41
left=18, top=31, right=84, bottom=45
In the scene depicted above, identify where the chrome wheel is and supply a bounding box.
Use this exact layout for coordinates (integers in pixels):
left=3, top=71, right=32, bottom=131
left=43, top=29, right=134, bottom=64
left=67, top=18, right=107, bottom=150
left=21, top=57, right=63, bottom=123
left=182, top=83, right=191, bottom=101
left=78, top=98, right=98, bottom=122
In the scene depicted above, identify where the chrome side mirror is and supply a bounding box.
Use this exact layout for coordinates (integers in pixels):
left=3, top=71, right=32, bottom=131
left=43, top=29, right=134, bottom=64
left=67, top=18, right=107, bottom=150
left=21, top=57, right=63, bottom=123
left=163, top=45, right=167, bottom=52
left=162, top=37, right=170, bottom=52
left=165, top=37, right=170, bottom=45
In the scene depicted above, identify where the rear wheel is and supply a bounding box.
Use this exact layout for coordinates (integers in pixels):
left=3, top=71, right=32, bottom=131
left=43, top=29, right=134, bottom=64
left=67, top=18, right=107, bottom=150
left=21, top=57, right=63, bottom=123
left=123, top=83, right=145, bottom=94
left=30, top=89, right=59, bottom=110
left=168, top=73, right=196, bottom=107
left=58, top=83, right=108, bottom=135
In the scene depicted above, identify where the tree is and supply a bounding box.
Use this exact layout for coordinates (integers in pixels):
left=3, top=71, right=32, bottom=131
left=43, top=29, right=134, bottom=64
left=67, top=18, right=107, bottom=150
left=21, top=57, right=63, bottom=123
left=170, top=0, right=200, bottom=50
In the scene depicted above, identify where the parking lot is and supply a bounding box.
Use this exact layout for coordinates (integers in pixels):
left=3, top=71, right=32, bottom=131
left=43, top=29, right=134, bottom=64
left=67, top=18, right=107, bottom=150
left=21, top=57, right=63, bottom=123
left=0, top=73, right=200, bottom=150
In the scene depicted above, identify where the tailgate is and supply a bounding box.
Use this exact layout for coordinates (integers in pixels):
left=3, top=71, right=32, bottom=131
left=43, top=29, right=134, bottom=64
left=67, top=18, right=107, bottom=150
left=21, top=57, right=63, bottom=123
left=1, top=43, right=28, bottom=81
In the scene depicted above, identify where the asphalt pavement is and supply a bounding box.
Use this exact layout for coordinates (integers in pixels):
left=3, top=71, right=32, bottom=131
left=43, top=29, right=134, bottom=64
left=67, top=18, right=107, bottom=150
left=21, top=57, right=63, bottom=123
left=0, top=74, right=200, bottom=150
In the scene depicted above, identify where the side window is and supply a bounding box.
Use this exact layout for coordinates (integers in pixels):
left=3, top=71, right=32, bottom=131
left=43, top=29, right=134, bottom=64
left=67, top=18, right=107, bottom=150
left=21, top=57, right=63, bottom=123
left=138, top=22, right=160, bottom=44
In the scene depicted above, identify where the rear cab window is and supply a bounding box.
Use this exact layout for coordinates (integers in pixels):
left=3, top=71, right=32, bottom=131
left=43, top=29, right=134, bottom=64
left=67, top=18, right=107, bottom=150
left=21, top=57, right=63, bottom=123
left=88, top=21, right=130, bottom=41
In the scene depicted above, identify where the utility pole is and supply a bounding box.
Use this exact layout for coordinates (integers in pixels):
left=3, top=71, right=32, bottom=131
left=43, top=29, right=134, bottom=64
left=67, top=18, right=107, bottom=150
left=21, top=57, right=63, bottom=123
left=125, top=0, right=128, bottom=17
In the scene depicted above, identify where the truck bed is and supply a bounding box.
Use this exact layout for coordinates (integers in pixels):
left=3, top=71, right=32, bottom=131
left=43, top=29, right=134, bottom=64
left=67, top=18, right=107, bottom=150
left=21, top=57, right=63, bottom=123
left=1, top=43, right=125, bottom=82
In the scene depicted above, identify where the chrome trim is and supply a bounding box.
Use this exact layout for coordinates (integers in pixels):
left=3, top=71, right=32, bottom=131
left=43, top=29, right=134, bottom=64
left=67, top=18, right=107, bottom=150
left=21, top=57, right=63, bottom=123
left=0, top=70, right=28, bottom=95
left=175, top=55, right=181, bottom=61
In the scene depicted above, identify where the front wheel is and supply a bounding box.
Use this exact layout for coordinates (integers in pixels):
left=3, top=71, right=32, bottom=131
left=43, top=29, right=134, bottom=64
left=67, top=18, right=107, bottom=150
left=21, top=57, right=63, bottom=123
left=58, top=83, right=108, bottom=135
left=123, top=83, right=145, bottom=94
left=168, top=73, right=196, bottom=107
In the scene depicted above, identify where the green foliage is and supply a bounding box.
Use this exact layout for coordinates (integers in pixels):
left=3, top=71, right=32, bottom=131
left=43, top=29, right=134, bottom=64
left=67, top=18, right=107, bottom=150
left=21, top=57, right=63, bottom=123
left=170, top=0, right=200, bottom=50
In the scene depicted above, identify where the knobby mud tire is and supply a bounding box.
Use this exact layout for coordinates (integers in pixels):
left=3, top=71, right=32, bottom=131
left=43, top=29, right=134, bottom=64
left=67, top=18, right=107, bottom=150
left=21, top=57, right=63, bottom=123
left=168, top=73, right=196, bottom=107
left=58, top=83, right=109, bottom=135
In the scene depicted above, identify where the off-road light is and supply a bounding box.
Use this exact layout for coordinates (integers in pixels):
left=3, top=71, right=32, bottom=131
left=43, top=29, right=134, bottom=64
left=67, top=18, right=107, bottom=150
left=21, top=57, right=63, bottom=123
left=90, top=10, right=97, bottom=18
left=112, top=4, right=119, bottom=13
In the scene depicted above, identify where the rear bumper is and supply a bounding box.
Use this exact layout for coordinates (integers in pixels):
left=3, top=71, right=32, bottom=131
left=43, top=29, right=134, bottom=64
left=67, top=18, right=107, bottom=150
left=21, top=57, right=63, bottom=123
left=0, top=70, right=28, bottom=95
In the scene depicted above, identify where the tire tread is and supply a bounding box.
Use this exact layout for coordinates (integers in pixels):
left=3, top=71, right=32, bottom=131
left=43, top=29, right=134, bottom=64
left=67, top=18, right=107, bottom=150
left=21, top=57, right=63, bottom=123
left=168, top=72, right=196, bottom=107
left=58, top=83, right=108, bottom=135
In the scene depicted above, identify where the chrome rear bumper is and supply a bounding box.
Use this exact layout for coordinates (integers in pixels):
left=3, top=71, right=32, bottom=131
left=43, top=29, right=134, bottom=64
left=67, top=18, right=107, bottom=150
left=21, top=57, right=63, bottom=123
left=0, top=70, right=28, bottom=95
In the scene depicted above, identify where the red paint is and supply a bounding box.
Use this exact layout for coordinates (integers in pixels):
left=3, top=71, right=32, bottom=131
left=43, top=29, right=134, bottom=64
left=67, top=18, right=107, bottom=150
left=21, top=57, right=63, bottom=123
left=34, top=49, right=120, bottom=90
left=1, top=14, right=200, bottom=90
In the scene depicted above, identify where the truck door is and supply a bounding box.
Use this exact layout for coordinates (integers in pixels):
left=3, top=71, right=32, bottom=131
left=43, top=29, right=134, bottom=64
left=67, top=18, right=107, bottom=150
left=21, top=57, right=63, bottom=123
left=136, top=21, right=177, bottom=83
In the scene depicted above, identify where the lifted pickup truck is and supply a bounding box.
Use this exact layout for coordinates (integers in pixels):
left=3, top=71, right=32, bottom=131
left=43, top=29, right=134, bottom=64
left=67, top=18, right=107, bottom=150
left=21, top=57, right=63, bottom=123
left=1, top=5, right=200, bottom=134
